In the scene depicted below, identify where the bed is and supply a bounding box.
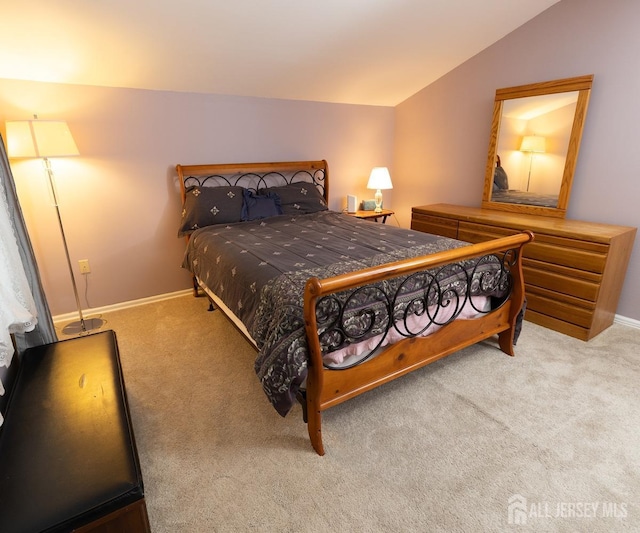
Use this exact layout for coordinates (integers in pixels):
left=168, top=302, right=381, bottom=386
left=176, top=160, right=533, bottom=455
left=491, top=189, right=559, bottom=208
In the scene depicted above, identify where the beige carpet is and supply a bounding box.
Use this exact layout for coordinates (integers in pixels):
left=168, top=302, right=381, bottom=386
left=60, top=296, right=640, bottom=532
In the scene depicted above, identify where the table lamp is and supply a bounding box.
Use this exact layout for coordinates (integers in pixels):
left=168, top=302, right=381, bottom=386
left=367, top=167, right=393, bottom=213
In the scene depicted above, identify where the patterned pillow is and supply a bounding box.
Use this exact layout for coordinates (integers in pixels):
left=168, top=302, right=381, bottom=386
left=178, top=186, right=244, bottom=236
left=241, top=189, right=283, bottom=221
left=264, top=182, right=327, bottom=215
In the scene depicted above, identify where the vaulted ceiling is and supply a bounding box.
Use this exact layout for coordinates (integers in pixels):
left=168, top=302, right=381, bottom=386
left=1, top=0, right=560, bottom=106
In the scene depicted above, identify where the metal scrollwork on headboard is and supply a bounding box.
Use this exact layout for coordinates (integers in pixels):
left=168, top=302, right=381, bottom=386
left=177, top=160, right=329, bottom=204
left=179, top=164, right=328, bottom=205
left=316, top=249, right=516, bottom=370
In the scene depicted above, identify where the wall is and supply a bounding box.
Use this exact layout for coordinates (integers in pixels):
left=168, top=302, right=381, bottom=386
left=3, top=0, right=639, bottom=323
left=393, top=0, right=640, bottom=321
left=0, top=80, right=394, bottom=315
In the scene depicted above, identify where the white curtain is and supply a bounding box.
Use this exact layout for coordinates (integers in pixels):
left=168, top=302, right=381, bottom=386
left=0, top=134, right=56, bottom=426
left=0, top=172, right=37, bottom=367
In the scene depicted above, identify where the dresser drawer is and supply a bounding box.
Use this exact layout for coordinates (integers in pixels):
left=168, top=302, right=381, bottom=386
left=411, top=212, right=458, bottom=239
left=525, top=309, right=591, bottom=341
left=526, top=288, right=595, bottom=328
left=523, top=260, right=601, bottom=302
left=458, top=221, right=609, bottom=273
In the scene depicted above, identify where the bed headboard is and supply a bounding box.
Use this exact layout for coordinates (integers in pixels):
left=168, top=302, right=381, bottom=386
left=176, top=160, right=329, bottom=204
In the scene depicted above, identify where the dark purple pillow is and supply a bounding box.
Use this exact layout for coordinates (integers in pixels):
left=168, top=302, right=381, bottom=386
left=178, top=186, right=244, bottom=236
left=241, top=189, right=283, bottom=221
left=261, top=182, right=327, bottom=215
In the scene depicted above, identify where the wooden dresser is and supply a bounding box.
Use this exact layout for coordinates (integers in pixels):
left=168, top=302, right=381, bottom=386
left=411, top=203, right=636, bottom=340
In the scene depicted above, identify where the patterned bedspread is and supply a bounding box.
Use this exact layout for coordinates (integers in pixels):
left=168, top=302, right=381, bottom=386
left=491, top=189, right=559, bottom=208
left=182, top=211, right=503, bottom=415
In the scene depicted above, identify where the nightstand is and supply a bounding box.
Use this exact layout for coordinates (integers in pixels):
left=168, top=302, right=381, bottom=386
left=348, top=209, right=394, bottom=223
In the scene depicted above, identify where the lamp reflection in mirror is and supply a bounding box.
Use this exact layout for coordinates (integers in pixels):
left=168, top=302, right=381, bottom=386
left=367, top=167, right=392, bottom=213
left=6, top=118, right=104, bottom=335
left=520, top=135, right=546, bottom=192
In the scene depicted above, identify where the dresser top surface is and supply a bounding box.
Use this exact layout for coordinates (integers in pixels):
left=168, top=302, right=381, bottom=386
left=412, top=204, right=636, bottom=242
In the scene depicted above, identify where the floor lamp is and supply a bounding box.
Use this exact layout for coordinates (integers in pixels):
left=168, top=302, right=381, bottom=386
left=520, top=135, right=546, bottom=192
left=5, top=118, right=104, bottom=335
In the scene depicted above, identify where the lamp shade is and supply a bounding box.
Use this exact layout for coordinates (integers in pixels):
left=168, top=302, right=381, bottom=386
left=6, top=120, right=79, bottom=158
left=520, top=135, right=546, bottom=153
left=367, top=167, right=393, bottom=190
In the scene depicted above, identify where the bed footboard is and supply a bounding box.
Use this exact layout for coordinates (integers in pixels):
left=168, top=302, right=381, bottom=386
left=302, top=231, right=533, bottom=456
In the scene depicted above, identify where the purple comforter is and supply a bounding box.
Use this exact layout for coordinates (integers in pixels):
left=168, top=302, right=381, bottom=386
left=183, top=211, right=504, bottom=415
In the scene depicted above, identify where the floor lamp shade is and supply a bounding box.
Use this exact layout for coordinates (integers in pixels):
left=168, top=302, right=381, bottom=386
left=520, top=135, right=546, bottom=154
left=6, top=120, right=79, bottom=158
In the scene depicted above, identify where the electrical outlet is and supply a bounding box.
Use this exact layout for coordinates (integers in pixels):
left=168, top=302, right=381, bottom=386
left=78, top=259, right=91, bottom=274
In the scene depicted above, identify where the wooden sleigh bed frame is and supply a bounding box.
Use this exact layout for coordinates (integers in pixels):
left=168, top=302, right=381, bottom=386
left=176, top=160, right=533, bottom=455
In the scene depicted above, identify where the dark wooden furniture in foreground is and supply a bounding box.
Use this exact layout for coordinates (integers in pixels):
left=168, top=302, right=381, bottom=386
left=412, top=203, right=636, bottom=341
left=0, top=330, right=150, bottom=533
left=177, top=160, right=533, bottom=455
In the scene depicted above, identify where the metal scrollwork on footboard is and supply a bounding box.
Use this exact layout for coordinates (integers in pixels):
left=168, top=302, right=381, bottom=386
left=316, top=249, right=517, bottom=369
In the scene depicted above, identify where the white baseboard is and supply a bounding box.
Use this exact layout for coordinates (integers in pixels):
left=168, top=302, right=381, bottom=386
left=53, top=289, right=193, bottom=325
left=614, top=314, right=640, bottom=330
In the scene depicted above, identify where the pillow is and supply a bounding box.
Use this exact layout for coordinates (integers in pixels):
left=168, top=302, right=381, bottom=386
left=261, top=182, right=327, bottom=215
left=241, top=189, right=283, bottom=221
left=178, top=185, right=244, bottom=236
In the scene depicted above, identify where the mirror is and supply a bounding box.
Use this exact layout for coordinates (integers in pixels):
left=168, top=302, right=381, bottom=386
left=482, top=75, right=593, bottom=218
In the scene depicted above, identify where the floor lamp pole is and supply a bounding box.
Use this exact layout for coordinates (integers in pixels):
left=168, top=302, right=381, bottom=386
left=43, top=157, right=88, bottom=334
left=525, top=153, right=534, bottom=192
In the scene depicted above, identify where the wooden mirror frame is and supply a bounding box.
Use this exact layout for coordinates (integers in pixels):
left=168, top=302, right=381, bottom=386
left=482, top=75, right=593, bottom=218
